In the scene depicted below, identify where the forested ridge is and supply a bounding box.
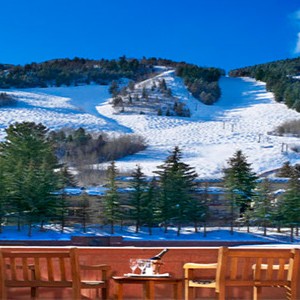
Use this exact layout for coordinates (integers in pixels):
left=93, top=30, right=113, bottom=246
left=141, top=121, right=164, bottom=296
left=0, top=56, right=224, bottom=105
left=229, top=57, right=300, bottom=112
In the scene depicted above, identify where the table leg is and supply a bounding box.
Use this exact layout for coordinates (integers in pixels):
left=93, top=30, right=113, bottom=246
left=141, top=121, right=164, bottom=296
left=116, top=283, right=123, bottom=300
left=173, top=281, right=183, bottom=300
left=144, top=281, right=155, bottom=300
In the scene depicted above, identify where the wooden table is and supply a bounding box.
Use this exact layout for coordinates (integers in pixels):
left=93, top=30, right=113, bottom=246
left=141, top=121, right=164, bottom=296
left=112, top=276, right=183, bottom=300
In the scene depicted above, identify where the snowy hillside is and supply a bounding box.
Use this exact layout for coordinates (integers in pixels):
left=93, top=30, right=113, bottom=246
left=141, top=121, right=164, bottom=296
left=1, top=69, right=300, bottom=178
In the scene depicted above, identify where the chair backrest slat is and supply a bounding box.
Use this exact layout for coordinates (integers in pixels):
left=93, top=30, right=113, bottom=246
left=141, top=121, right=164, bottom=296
left=59, top=257, right=67, bottom=281
left=22, top=258, right=29, bottom=281
left=47, top=257, right=54, bottom=281
left=277, top=259, right=286, bottom=280
left=34, top=257, right=41, bottom=280
left=266, top=258, right=274, bottom=280
left=230, top=257, right=238, bottom=280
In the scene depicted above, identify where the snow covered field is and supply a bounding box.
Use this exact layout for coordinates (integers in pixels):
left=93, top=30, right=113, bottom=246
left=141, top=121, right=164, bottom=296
left=0, top=224, right=299, bottom=246
left=1, top=69, right=300, bottom=178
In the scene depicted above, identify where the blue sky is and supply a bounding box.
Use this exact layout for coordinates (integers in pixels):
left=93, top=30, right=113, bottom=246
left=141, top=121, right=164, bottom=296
left=1, top=0, right=300, bottom=72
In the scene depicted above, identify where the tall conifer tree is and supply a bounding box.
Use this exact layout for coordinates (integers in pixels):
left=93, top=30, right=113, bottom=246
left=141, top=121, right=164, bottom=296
left=129, top=165, right=147, bottom=233
left=251, top=178, right=274, bottom=236
left=0, top=122, right=60, bottom=233
left=103, top=161, right=121, bottom=234
left=279, top=172, right=300, bottom=242
left=155, top=146, right=198, bottom=235
left=223, top=150, right=258, bottom=234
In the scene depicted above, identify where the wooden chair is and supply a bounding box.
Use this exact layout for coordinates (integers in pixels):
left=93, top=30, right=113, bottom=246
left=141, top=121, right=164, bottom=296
left=253, top=248, right=300, bottom=300
left=216, top=247, right=300, bottom=300
left=80, top=262, right=110, bottom=299
left=0, top=247, right=110, bottom=299
left=183, top=246, right=223, bottom=300
left=184, top=262, right=218, bottom=299
left=184, top=247, right=300, bottom=300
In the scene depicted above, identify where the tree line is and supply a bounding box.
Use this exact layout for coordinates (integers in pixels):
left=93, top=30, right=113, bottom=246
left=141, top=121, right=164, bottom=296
left=0, top=56, right=224, bottom=105
left=1, top=122, right=299, bottom=240
left=49, top=127, right=146, bottom=166
left=229, top=57, right=300, bottom=112
left=103, top=149, right=300, bottom=241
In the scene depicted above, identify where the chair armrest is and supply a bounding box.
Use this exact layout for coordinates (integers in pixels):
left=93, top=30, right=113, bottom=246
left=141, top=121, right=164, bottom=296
left=184, top=263, right=217, bottom=269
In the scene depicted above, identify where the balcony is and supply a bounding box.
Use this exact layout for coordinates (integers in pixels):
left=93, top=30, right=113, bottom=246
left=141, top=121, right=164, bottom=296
left=0, top=246, right=299, bottom=299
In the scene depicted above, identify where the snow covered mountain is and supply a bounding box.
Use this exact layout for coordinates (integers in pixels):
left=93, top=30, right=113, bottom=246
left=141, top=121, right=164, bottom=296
left=1, top=69, right=300, bottom=178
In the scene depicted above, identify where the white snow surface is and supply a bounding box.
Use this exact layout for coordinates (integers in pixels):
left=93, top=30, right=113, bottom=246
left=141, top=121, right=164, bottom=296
left=1, top=70, right=300, bottom=178
left=1, top=224, right=299, bottom=245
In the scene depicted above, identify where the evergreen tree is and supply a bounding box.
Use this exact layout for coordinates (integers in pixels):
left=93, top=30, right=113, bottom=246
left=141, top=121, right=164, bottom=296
left=223, top=150, right=258, bottom=234
left=73, top=127, right=92, bottom=146
left=190, top=182, right=210, bottom=235
left=128, top=165, right=147, bottom=233
left=0, top=122, right=60, bottom=233
left=159, top=79, right=167, bottom=92
left=128, top=80, right=135, bottom=92
left=142, top=87, right=148, bottom=100
left=59, top=165, right=78, bottom=187
left=276, top=161, right=295, bottom=178
left=108, top=80, right=119, bottom=97
left=79, top=191, right=90, bottom=233
left=251, top=178, right=274, bottom=236
left=279, top=173, right=300, bottom=242
left=57, top=165, right=78, bottom=233
left=186, top=192, right=209, bottom=234
left=0, top=158, right=8, bottom=233
left=142, top=177, right=159, bottom=235
left=103, top=161, right=121, bottom=234
left=154, top=146, right=198, bottom=235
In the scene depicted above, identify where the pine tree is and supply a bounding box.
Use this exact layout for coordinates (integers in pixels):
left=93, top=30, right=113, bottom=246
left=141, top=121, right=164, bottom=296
left=159, top=79, right=167, bottom=92
left=142, top=177, right=159, bottom=235
left=186, top=192, right=209, bottom=234
left=128, top=80, right=135, bottom=92
left=103, top=161, right=121, bottom=234
left=279, top=173, right=300, bottom=242
left=59, top=165, right=78, bottom=187
left=0, top=158, right=8, bottom=233
left=57, top=165, right=78, bottom=233
left=79, top=192, right=90, bottom=233
left=154, top=146, right=198, bottom=235
left=108, top=80, right=119, bottom=97
left=276, top=161, right=295, bottom=178
left=129, top=165, right=147, bottom=233
left=251, top=178, right=274, bottom=236
left=223, top=150, right=258, bottom=234
left=141, top=87, right=148, bottom=100
left=0, top=122, right=60, bottom=233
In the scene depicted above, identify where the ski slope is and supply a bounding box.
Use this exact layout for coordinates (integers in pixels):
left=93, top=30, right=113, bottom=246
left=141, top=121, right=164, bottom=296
left=1, top=70, right=300, bottom=178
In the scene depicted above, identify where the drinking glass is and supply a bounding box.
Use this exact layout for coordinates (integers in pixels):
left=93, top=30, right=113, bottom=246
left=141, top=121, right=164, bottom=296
left=137, top=259, right=147, bottom=274
left=129, top=258, right=138, bottom=274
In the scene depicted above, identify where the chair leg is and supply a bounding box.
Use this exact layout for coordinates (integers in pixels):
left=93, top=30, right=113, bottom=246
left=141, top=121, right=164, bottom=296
left=286, top=285, right=296, bottom=300
left=185, top=286, right=194, bottom=300
left=101, top=287, right=108, bottom=300
left=253, top=286, right=261, bottom=300
left=217, top=286, right=225, bottom=300
left=184, top=280, right=189, bottom=300
left=30, top=287, right=37, bottom=299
